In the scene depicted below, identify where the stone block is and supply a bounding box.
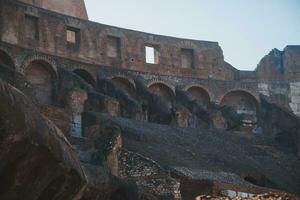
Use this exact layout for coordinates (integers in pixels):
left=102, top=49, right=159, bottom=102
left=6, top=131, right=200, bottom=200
left=220, top=190, right=237, bottom=198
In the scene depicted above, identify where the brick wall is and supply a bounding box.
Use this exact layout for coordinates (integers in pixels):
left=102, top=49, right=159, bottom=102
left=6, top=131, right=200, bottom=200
left=18, top=0, right=88, bottom=19
left=119, top=149, right=181, bottom=199
left=0, top=0, right=229, bottom=80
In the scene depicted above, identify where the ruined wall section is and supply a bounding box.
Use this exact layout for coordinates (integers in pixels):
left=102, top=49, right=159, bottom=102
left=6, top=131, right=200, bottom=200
left=0, top=0, right=299, bottom=117
left=256, top=46, right=300, bottom=81
left=289, top=82, right=300, bottom=117
left=18, top=0, right=88, bottom=19
left=256, top=49, right=285, bottom=81
left=256, top=46, right=300, bottom=116
left=257, top=81, right=300, bottom=117
left=119, top=149, right=181, bottom=199
left=0, top=0, right=233, bottom=80
left=284, top=46, right=300, bottom=81
left=1, top=39, right=299, bottom=117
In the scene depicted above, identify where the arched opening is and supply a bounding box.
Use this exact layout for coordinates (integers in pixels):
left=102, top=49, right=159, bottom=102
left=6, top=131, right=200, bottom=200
left=221, top=90, right=258, bottom=115
left=110, top=77, right=136, bottom=99
left=25, top=60, right=57, bottom=105
left=221, top=90, right=258, bottom=132
left=148, top=82, right=175, bottom=103
left=0, top=50, right=14, bottom=69
left=186, top=86, right=210, bottom=109
left=73, top=69, right=95, bottom=87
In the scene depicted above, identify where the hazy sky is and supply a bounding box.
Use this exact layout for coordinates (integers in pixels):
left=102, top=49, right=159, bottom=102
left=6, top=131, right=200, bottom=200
left=85, top=0, right=300, bottom=70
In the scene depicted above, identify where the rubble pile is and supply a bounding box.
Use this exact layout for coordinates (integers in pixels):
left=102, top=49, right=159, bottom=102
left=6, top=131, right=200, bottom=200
left=196, top=193, right=299, bottom=200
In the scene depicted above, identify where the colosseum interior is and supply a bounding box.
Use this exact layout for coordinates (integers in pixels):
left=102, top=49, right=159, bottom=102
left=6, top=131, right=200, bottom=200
left=0, top=0, right=300, bottom=199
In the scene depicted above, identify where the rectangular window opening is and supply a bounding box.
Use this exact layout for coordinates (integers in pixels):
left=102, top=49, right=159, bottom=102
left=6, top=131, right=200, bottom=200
left=145, top=46, right=159, bottom=64
left=181, top=48, right=194, bottom=69
left=66, top=27, right=80, bottom=45
left=107, top=36, right=121, bottom=58
left=25, top=15, right=39, bottom=40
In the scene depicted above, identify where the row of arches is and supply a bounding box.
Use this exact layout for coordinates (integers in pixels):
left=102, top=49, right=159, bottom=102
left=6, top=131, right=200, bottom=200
left=0, top=49, right=94, bottom=105
left=0, top=48, right=260, bottom=135
left=0, top=49, right=258, bottom=117
left=109, top=78, right=258, bottom=127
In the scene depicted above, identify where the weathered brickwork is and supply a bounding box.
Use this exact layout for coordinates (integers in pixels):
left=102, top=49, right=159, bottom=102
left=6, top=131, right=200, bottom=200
left=0, top=0, right=299, bottom=117
left=1, top=1, right=300, bottom=199
left=19, top=0, right=88, bottom=19
left=119, top=149, right=181, bottom=199
left=0, top=0, right=228, bottom=80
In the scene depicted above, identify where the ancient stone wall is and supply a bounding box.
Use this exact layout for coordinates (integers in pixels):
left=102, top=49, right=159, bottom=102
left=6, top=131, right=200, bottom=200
left=2, top=0, right=299, bottom=83
left=256, top=46, right=300, bottom=81
left=1, top=1, right=300, bottom=199
left=2, top=40, right=300, bottom=118
left=18, top=0, right=88, bottom=19
left=119, top=149, right=181, bottom=199
left=0, top=0, right=231, bottom=80
left=1, top=0, right=300, bottom=118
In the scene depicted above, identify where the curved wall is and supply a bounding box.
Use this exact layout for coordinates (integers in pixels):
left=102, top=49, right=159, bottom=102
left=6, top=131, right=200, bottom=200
left=0, top=0, right=238, bottom=80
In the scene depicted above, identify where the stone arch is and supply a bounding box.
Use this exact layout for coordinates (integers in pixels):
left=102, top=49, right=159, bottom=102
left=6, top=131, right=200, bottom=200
left=148, top=81, right=175, bottom=102
left=0, top=49, right=15, bottom=69
left=25, top=59, right=57, bottom=105
left=22, top=54, right=58, bottom=76
left=73, top=68, right=96, bottom=87
left=147, top=80, right=175, bottom=94
left=109, top=76, right=136, bottom=99
left=184, top=85, right=211, bottom=109
left=219, top=88, right=259, bottom=103
left=221, top=90, right=258, bottom=131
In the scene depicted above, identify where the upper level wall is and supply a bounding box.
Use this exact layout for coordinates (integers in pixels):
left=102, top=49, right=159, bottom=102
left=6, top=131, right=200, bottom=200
left=0, top=0, right=238, bottom=80
left=284, top=46, right=300, bottom=80
left=256, top=46, right=300, bottom=81
left=18, top=0, right=88, bottom=19
left=2, top=1, right=298, bottom=82
left=2, top=40, right=300, bottom=117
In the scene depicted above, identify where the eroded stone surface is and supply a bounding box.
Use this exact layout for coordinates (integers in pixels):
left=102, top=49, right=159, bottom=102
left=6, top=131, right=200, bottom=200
left=0, top=0, right=300, bottom=199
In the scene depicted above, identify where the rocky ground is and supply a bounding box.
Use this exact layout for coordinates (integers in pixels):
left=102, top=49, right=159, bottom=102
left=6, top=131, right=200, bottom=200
left=1, top=64, right=300, bottom=199
left=86, top=112, right=300, bottom=194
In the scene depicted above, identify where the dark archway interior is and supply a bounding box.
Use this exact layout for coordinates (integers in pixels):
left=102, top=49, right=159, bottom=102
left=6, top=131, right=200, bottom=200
left=149, top=83, right=175, bottom=103
left=25, top=60, right=56, bottom=105
left=187, top=86, right=210, bottom=109
left=221, top=91, right=258, bottom=115
left=0, top=50, right=14, bottom=69
left=111, top=77, right=136, bottom=99
left=73, top=69, right=95, bottom=87
left=221, top=90, right=258, bottom=132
